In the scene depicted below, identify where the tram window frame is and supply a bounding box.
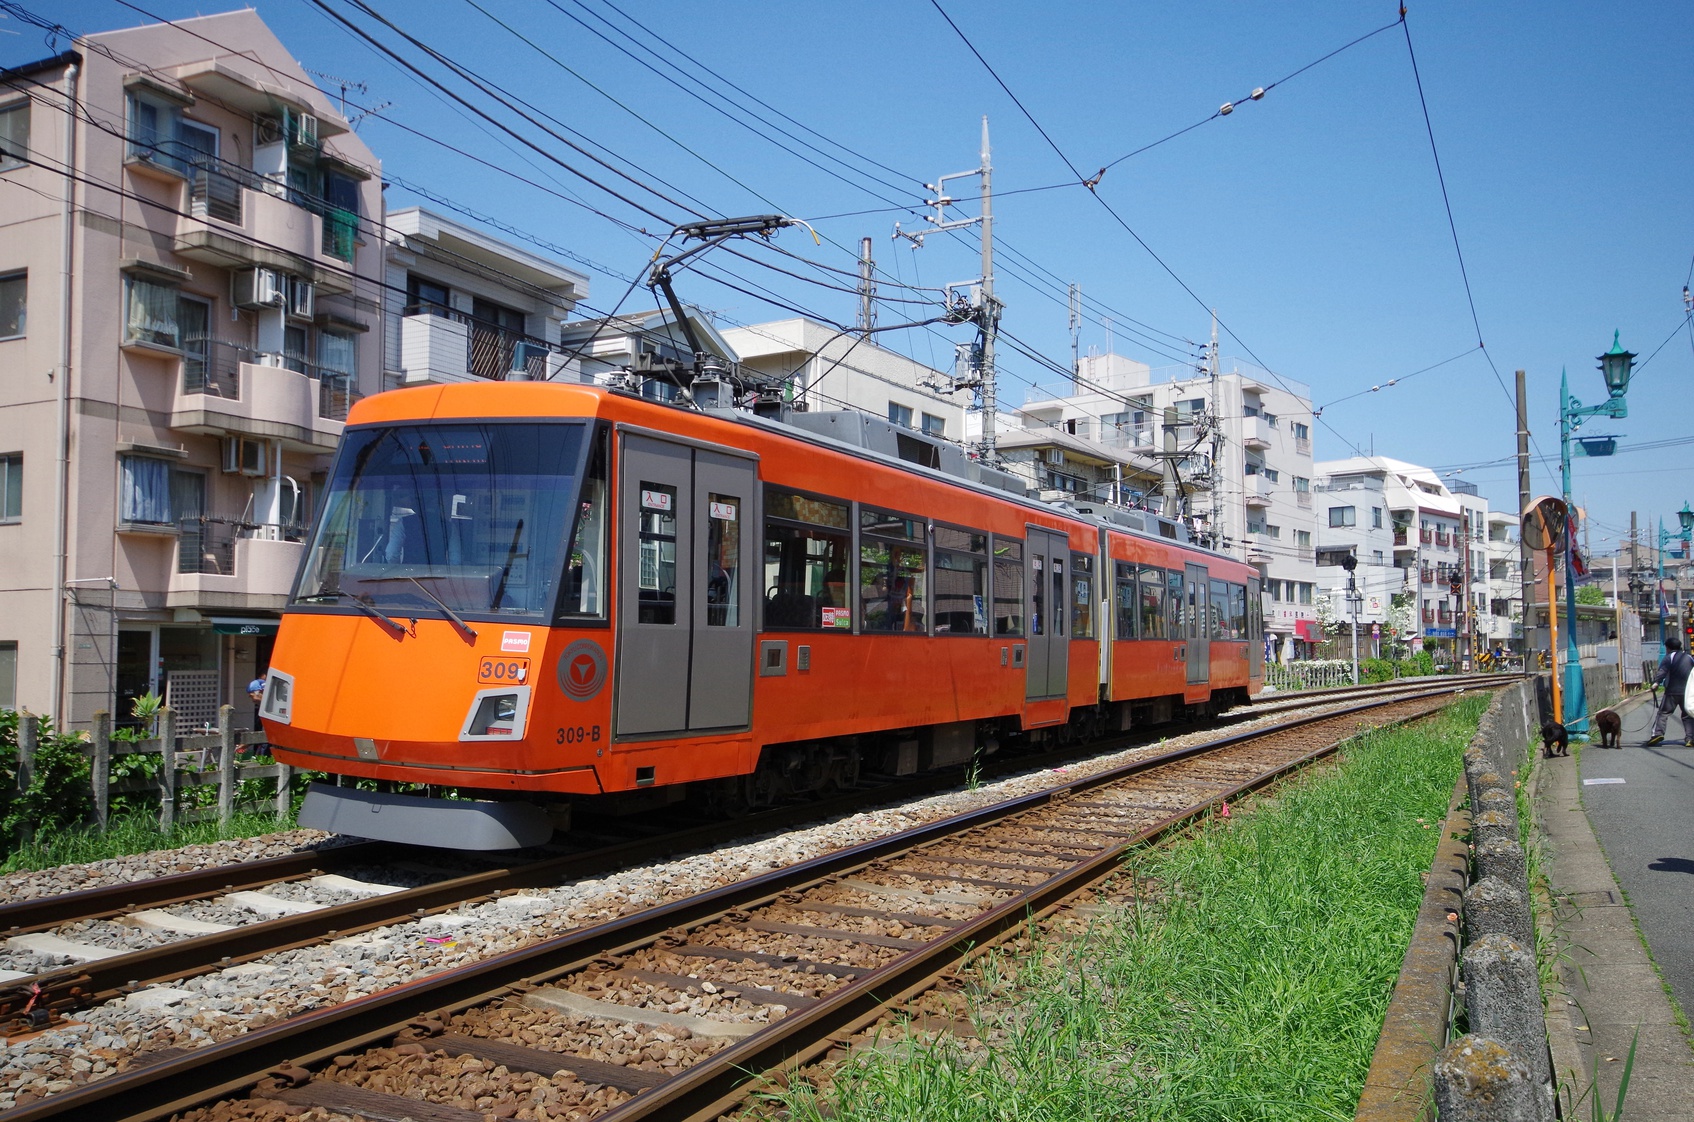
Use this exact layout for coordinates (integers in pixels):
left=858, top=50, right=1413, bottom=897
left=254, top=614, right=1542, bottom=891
left=1230, top=582, right=1248, bottom=639
left=1139, top=565, right=1168, bottom=639
left=1114, top=561, right=1137, bottom=639
left=859, top=506, right=929, bottom=634
left=1208, top=578, right=1230, bottom=640
left=1069, top=551, right=1095, bottom=639
left=636, top=483, right=679, bottom=625
left=1166, top=568, right=1185, bottom=635
left=762, top=486, right=851, bottom=632
left=992, top=536, right=1024, bottom=636
left=555, top=424, right=608, bottom=625
left=933, top=524, right=989, bottom=635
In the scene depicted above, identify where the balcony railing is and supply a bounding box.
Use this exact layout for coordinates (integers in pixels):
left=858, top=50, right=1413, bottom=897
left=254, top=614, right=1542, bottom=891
left=403, top=304, right=561, bottom=382
left=1422, top=609, right=1436, bottom=625
left=179, top=515, right=307, bottom=576
left=1420, top=529, right=1433, bottom=544
left=1435, top=532, right=1451, bottom=547
left=1393, top=528, right=1409, bottom=546
left=187, top=165, right=243, bottom=223
left=1421, top=568, right=1434, bottom=584
left=321, top=207, right=357, bottom=262
left=182, top=336, right=360, bottom=421
left=1296, top=491, right=1312, bottom=509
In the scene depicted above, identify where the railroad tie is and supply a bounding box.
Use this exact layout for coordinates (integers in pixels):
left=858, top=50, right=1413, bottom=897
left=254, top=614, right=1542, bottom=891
left=418, top=1032, right=668, bottom=1093
left=520, top=985, right=764, bottom=1039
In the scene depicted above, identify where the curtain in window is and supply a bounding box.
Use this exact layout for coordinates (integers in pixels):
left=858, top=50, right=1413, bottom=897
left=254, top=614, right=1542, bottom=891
left=125, top=278, right=179, bottom=348
left=120, top=457, right=173, bottom=524
left=316, top=330, right=355, bottom=378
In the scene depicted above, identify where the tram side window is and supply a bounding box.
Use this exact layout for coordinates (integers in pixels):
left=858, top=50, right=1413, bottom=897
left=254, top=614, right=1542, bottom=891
left=636, top=484, right=678, bottom=625
left=1209, top=578, right=1230, bottom=640
left=1139, top=566, right=1167, bottom=639
left=763, top=487, right=850, bottom=630
left=1114, top=562, right=1137, bottom=639
left=1231, top=583, right=1248, bottom=640
left=1166, top=569, right=1185, bottom=635
left=705, top=494, right=740, bottom=627
left=934, top=526, right=989, bottom=635
left=860, top=508, right=928, bottom=633
left=559, top=429, right=607, bottom=620
left=993, top=537, right=1024, bottom=636
left=1069, top=552, right=1095, bottom=638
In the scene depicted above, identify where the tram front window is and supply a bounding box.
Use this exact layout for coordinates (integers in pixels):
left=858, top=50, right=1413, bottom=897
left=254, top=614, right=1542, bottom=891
left=294, top=422, right=589, bottom=621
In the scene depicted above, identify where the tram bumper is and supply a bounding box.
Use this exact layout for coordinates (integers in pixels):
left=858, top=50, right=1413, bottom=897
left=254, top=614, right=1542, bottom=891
left=297, top=782, right=554, bottom=850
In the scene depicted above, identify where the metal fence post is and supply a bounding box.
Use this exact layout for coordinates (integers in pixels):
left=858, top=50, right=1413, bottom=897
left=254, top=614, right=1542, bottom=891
left=217, top=705, right=236, bottom=827
left=157, top=707, right=177, bottom=832
left=15, top=709, right=37, bottom=846
left=91, top=710, right=111, bottom=829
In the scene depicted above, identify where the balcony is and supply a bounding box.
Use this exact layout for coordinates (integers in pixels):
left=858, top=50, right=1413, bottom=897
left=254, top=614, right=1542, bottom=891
left=1295, top=490, right=1312, bottom=509
left=1422, top=609, right=1436, bottom=625
left=1421, top=568, right=1434, bottom=585
left=1393, top=528, right=1409, bottom=547
left=1241, top=415, right=1273, bottom=450
left=1435, top=531, right=1452, bottom=548
left=1419, top=529, right=1433, bottom=545
left=400, top=307, right=570, bottom=384
left=173, top=170, right=353, bottom=293
left=169, top=529, right=305, bottom=612
left=171, top=339, right=356, bottom=452
left=1294, top=435, right=1311, bottom=456
left=1243, top=472, right=1274, bottom=507
left=1246, top=544, right=1274, bottom=565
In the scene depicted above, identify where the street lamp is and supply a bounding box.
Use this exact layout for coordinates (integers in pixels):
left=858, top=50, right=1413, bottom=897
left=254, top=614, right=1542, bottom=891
left=1654, top=503, right=1694, bottom=646
left=1557, top=331, right=1635, bottom=736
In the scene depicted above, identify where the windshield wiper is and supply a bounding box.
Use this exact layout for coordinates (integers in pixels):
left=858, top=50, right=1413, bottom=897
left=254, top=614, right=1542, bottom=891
left=316, top=589, right=415, bottom=640
left=359, top=575, right=479, bottom=643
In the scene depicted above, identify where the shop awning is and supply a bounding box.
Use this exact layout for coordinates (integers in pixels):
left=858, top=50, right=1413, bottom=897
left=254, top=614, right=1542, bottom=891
left=210, top=617, right=279, bottom=636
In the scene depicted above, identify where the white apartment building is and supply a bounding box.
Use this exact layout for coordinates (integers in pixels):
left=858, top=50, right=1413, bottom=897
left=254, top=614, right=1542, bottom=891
left=722, top=317, right=967, bottom=440
left=1315, top=457, right=1491, bottom=660
left=383, top=206, right=588, bottom=388
left=1483, top=510, right=1522, bottom=646
left=0, top=13, right=384, bottom=727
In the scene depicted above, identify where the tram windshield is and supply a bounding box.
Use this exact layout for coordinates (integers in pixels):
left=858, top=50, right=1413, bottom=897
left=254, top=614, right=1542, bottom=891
left=294, top=422, right=589, bottom=621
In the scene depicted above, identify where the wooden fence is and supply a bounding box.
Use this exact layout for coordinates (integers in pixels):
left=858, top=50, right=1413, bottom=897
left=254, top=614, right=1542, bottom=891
left=14, top=705, right=295, bottom=833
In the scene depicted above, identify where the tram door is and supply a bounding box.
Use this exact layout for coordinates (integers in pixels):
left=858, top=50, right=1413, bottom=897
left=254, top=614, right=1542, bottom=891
left=1247, top=576, right=1264, bottom=679
left=1025, top=527, right=1071, bottom=700
left=1185, top=562, right=1210, bottom=687
left=614, top=432, right=757, bottom=737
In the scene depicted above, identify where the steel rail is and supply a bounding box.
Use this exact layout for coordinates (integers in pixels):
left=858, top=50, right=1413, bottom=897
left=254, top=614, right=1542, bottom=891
left=0, top=681, right=1481, bottom=1122
left=0, top=675, right=1476, bottom=1024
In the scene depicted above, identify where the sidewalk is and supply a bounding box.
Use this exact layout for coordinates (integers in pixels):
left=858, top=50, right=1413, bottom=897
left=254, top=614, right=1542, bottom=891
left=1536, top=691, right=1694, bottom=1119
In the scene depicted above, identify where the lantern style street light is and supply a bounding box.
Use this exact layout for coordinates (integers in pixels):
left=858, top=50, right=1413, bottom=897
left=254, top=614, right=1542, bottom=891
left=1557, top=331, right=1635, bottom=735
left=1654, top=503, right=1694, bottom=646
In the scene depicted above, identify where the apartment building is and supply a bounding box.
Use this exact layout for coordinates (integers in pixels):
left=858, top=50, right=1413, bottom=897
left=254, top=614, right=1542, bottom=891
left=1483, top=510, right=1522, bottom=647
left=383, top=206, right=588, bottom=388
left=1004, top=352, right=1162, bottom=506
left=723, top=317, right=966, bottom=438
left=1314, top=457, right=1490, bottom=661
left=0, top=13, right=383, bottom=727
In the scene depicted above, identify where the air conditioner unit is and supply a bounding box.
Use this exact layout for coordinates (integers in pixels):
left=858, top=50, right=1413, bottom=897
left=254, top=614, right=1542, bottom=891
left=285, top=109, right=319, bottom=150
left=254, top=114, right=285, bottom=147
left=1044, top=448, right=1065, bottom=466
left=285, top=276, right=315, bottom=321
left=223, top=437, right=266, bottom=476
left=232, top=267, right=285, bottom=310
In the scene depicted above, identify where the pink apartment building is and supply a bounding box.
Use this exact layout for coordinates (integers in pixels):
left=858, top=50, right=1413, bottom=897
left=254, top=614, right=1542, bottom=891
left=0, top=11, right=384, bottom=730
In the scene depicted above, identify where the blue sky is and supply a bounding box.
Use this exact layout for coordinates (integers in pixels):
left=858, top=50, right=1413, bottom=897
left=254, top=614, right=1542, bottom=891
left=12, top=1, right=1693, bottom=557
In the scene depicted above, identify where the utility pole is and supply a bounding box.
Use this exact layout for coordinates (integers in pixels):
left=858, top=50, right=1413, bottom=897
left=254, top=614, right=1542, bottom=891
left=977, top=116, right=997, bottom=462
left=856, top=237, right=875, bottom=338
left=1515, top=369, right=1534, bottom=656
left=1208, top=311, right=1224, bottom=555
left=1068, top=283, right=1081, bottom=389
left=1159, top=405, right=1183, bottom=520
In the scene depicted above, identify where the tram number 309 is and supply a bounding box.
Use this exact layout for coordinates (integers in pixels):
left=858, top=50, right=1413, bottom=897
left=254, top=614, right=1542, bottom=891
left=477, top=658, right=530, bottom=684
left=556, top=725, right=602, bottom=745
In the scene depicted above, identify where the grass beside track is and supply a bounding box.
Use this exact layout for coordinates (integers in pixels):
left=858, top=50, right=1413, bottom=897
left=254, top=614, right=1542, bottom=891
left=0, top=809, right=298, bottom=874
left=772, top=694, right=1491, bottom=1122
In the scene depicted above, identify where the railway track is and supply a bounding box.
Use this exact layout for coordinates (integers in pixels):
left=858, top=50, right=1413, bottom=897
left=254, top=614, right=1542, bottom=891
left=0, top=673, right=1504, bottom=1036
left=0, top=680, right=1483, bottom=1122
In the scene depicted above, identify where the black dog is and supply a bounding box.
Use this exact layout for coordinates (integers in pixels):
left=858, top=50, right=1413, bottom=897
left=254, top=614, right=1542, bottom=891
left=1593, top=708, right=1622, bottom=750
left=1542, top=721, right=1570, bottom=758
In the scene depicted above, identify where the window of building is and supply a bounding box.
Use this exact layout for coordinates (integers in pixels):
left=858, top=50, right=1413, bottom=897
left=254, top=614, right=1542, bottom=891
left=1292, top=421, right=1310, bottom=441
left=0, top=99, right=27, bottom=170
left=921, top=412, right=946, bottom=437
left=1295, top=529, right=1312, bottom=549
left=127, top=91, right=202, bottom=174
left=407, top=275, right=450, bottom=314
left=0, top=453, right=19, bottom=523
left=1373, top=550, right=1384, bottom=564
left=0, top=272, right=23, bottom=339
left=993, top=537, right=1024, bottom=636
left=1246, top=519, right=1264, bottom=536
left=887, top=402, right=913, bottom=428
left=1047, top=470, right=1086, bottom=494
left=124, top=276, right=181, bottom=348
left=933, top=525, right=988, bottom=634
left=859, top=507, right=927, bottom=632
left=1293, top=476, right=1310, bottom=494
left=763, top=488, right=850, bottom=630
left=1262, top=412, right=1278, bottom=428
left=1265, top=524, right=1282, bottom=539
left=1260, top=466, right=1280, bottom=483
left=1070, top=553, right=1094, bottom=639
left=1297, top=582, right=1314, bottom=604
left=119, top=455, right=173, bottom=524
left=1329, top=506, right=1356, bottom=528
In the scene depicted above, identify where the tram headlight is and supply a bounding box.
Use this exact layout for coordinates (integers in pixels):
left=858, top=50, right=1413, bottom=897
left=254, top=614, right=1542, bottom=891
left=459, top=685, right=531, bottom=741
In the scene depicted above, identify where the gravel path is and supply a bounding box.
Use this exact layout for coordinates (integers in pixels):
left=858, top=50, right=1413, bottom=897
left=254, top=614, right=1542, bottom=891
left=0, top=688, right=1455, bottom=1110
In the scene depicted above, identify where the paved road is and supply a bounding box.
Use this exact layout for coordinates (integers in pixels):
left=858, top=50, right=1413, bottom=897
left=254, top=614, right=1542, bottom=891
left=1577, top=704, right=1694, bottom=1023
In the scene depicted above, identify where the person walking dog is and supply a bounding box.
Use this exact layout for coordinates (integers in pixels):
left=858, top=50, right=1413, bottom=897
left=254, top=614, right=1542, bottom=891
left=1645, top=635, right=1694, bottom=746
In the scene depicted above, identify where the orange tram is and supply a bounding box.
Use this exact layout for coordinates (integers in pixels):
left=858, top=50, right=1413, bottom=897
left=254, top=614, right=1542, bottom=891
left=261, top=381, right=1263, bottom=849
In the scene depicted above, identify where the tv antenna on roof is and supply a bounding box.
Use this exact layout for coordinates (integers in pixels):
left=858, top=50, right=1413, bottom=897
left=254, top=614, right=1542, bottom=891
left=303, top=67, right=368, bottom=119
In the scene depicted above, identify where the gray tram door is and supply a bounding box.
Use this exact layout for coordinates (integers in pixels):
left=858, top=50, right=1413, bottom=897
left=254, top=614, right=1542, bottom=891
left=614, top=432, right=757, bottom=737
left=1185, top=562, right=1210, bottom=687
left=1026, top=527, right=1071, bottom=700
left=1247, top=576, right=1263, bottom=679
